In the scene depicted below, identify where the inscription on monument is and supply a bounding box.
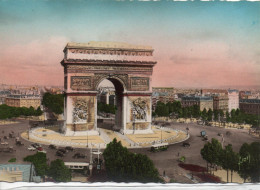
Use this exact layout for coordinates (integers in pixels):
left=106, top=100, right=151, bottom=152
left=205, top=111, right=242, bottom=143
left=130, top=77, right=149, bottom=91
left=71, top=76, right=92, bottom=90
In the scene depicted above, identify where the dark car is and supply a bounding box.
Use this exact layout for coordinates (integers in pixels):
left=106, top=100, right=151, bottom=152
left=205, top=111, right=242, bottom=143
left=182, top=142, right=190, bottom=147
left=58, top=148, right=67, bottom=154
left=65, top=146, right=74, bottom=151
left=31, top=143, right=40, bottom=148
left=56, top=151, right=64, bottom=157
left=73, top=153, right=86, bottom=159
left=16, top=141, right=24, bottom=146
left=49, top=144, right=57, bottom=149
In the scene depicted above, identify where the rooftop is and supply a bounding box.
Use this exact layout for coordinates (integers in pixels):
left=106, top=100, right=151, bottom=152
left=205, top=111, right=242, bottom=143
left=66, top=41, right=153, bottom=51
left=240, top=99, right=260, bottom=104
left=182, top=96, right=213, bottom=101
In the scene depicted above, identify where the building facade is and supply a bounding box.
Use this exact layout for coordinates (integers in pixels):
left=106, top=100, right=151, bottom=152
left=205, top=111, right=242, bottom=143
left=152, top=87, right=175, bottom=111
left=5, top=95, right=41, bottom=109
left=213, top=95, right=229, bottom=112
left=228, top=89, right=239, bottom=112
left=0, top=164, right=41, bottom=182
left=181, top=96, right=213, bottom=111
left=240, top=99, right=260, bottom=115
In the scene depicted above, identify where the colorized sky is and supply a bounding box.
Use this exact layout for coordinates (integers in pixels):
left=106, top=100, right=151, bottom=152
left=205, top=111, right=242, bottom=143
left=0, top=0, right=259, bottom=89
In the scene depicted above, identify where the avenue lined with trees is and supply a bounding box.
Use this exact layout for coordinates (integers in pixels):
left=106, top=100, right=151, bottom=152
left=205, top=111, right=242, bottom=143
left=201, top=139, right=260, bottom=183
left=153, top=101, right=259, bottom=127
left=0, top=104, right=42, bottom=119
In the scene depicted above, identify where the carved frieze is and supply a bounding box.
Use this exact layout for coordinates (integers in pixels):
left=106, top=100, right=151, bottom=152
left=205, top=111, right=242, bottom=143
left=69, top=49, right=153, bottom=56
left=131, top=98, right=148, bottom=121
left=66, top=65, right=153, bottom=74
left=130, top=77, right=149, bottom=91
left=72, top=97, right=88, bottom=123
left=71, top=76, right=93, bottom=91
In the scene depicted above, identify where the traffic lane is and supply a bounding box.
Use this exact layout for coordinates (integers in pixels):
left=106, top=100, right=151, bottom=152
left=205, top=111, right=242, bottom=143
left=0, top=119, right=93, bottom=164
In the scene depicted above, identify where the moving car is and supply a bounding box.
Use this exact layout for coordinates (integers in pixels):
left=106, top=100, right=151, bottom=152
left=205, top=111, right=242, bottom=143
left=28, top=146, right=36, bottom=151
left=73, top=153, right=86, bottom=158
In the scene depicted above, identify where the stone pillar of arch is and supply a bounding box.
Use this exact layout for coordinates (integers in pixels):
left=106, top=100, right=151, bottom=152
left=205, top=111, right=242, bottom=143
left=61, top=41, right=157, bottom=136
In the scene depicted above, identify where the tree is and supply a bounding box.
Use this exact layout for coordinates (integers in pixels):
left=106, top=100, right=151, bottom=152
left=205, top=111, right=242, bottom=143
left=225, top=111, right=230, bottom=122
left=201, top=108, right=207, bottom=121
left=248, top=142, right=260, bottom=182
left=220, top=144, right=238, bottom=183
left=238, top=142, right=260, bottom=183
left=103, top=138, right=162, bottom=182
left=213, top=110, right=219, bottom=121
left=42, top=92, right=64, bottom=114
left=207, top=109, right=213, bottom=121
left=201, top=138, right=223, bottom=174
left=24, top=152, right=48, bottom=177
left=155, top=102, right=169, bottom=117
left=48, top=159, right=71, bottom=182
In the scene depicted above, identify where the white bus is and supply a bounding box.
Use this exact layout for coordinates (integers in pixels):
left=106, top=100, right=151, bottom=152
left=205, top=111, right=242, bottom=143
left=151, top=143, right=169, bottom=152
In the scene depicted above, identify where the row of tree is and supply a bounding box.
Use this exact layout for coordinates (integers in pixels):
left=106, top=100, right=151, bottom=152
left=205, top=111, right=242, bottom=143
left=97, top=102, right=117, bottom=114
left=24, top=152, right=71, bottom=182
left=103, top=138, right=163, bottom=183
left=0, top=104, right=42, bottom=119
left=42, top=92, right=64, bottom=114
left=153, top=101, right=259, bottom=127
left=201, top=139, right=260, bottom=183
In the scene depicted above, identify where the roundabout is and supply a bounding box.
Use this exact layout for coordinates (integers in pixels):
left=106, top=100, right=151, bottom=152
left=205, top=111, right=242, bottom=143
left=21, top=126, right=189, bottom=149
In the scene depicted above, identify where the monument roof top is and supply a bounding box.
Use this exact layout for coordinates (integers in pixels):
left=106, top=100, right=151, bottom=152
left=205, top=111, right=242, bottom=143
left=66, top=41, right=153, bottom=51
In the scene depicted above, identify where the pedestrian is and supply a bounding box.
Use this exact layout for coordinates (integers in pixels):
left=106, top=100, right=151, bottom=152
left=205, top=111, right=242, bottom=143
left=163, top=170, right=166, bottom=177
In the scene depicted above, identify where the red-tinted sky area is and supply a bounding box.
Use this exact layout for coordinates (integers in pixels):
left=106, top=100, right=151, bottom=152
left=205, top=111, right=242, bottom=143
left=0, top=1, right=259, bottom=88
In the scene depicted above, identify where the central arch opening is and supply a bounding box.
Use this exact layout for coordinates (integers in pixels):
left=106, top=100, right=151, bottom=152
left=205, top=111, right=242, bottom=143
left=97, top=78, right=124, bottom=132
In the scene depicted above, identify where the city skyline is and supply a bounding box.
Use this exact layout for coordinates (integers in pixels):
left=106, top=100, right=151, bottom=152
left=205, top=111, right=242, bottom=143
left=0, top=0, right=259, bottom=89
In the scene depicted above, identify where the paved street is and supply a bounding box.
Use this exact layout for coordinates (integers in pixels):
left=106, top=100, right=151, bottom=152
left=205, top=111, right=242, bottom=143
left=131, top=121, right=260, bottom=183
left=0, top=119, right=259, bottom=183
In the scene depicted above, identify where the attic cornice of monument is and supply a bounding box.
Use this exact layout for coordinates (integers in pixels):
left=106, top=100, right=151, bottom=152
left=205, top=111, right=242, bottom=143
left=64, top=41, right=154, bottom=52
left=61, top=59, right=157, bottom=67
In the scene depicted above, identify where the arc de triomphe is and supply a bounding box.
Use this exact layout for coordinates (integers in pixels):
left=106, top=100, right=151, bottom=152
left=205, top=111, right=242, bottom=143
left=61, top=41, right=157, bottom=136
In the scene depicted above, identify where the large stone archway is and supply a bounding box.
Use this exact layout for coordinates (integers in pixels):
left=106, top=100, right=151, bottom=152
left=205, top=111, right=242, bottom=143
left=61, top=41, right=157, bottom=135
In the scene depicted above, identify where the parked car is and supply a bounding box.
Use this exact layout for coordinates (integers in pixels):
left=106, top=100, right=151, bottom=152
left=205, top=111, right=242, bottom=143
left=28, top=146, right=36, bottom=151
left=31, top=143, right=40, bottom=148
left=56, top=151, right=64, bottom=157
left=58, top=148, right=67, bottom=154
left=49, top=144, right=57, bottom=149
left=37, top=147, right=43, bottom=151
left=182, top=142, right=190, bottom=147
left=203, top=135, right=208, bottom=141
left=1, top=142, right=9, bottom=146
left=65, top=146, right=74, bottom=151
left=16, top=141, right=24, bottom=146
left=73, top=153, right=86, bottom=159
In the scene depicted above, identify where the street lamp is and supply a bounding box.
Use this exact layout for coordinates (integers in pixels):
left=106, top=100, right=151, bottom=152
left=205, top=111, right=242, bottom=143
left=161, top=127, right=162, bottom=143
left=87, top=131, right=88, bottom=148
